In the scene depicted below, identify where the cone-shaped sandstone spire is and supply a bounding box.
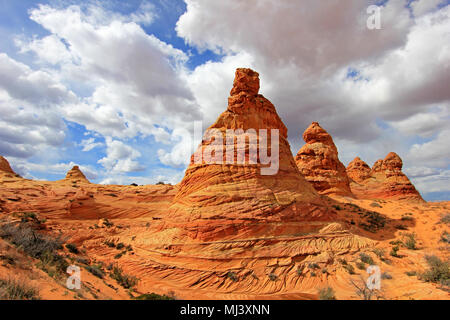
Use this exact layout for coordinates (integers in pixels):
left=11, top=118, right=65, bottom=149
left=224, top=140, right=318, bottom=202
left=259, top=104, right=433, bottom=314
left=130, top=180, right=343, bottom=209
left=349, top=152, right=424, bottom=202
left=0, top=156, right=15, bottom=174
left=169, top=68, right=329, bottom=236
left=295, top=122, right=353, bottom=196
left=65, top=166, right=90, bottom=183
left=347, top=157, right=371, bottom=183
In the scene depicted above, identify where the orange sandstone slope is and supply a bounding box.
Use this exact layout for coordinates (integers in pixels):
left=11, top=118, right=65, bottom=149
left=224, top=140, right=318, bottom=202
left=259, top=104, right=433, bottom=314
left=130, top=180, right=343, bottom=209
left=168, top=68, right=333, bottom=239
left=347, top=152, right=424, bottom=202
left=295, top=122, right=353, bottom=197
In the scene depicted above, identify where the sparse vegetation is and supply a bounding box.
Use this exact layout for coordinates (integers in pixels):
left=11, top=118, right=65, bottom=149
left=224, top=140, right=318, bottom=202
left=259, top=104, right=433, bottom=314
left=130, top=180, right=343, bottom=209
left=395, top=224, right=408, bottom=230
left=268, top=273, right=277, bottom=281
left=372, top=248, right=386, bottom=261
left=85, top=264, right=105, bottom=279
left=359, top=211, right=386, bottom=233
left=343, top=264, right=355, bottom=274
left=390, top=245, right=400, bottom=258
left=227, top=271, right=238, bottom=282
left=296, top=266, right=304, bottom=276
left=405, top=271, right=417, bottom=277
left=308, top=263, right=320, bottom=270
left=0, top=221, right=68, bottom=277
left=104, top=240, right=116, bottom=248
left=110, top=265, right=138, bottom=289
left=116, top=243, right=125, bottom=250
left=440, top=231, right=450, bottom=244
left=133, top=293, right=175, bottom=300
left=318, top=287, right=336, bottom=300
left=65, top=243, right=79, bottom=254
left=359, top=253, right=375, bottom=265
left=403, top=233, right=418, bottom=250
left=401, top=216, right=414, bottom=221
left=420, top=255, right=450, bottom=287
left=381, top=272, right=392, bottom=280
left=356, top=261, right=366, bottom=270
left=332, top=205, right=342, bottom=211
left=440, top=213, right=450, bottom=224
left=0, top=277, right=40, bottom=300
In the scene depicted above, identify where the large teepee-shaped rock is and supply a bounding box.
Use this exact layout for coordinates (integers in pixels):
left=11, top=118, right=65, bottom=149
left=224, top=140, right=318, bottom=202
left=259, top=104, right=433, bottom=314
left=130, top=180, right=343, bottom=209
left=295, top=122, right=353, bottom=196
left=168, top=69, right=330, bottom=237
left=64, top=166, right=90, bottom=184
left=0, top=156, right=15, bottom=175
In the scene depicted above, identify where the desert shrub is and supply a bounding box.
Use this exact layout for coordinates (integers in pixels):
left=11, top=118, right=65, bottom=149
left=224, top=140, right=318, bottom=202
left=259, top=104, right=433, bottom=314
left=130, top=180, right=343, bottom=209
left=405, top=271, right=417, bottom=277
left=133, top=293, right=174, bottom=300
left=338, top=258, right=347, bottom=265
left=381, top=272, right=392, bottom=280
left=116, top=243, right=125, bottom=250
left=106, top=193, right=118, bottom=197
left=343, top=264, right=355, bottom=274
left=318, top=287, right=336, bottom=300
left=0, top=254, right=16, bottom=266
left=370, top=202, right=382, bottom=208
left=440, top=213, right=450, bottom=224
left=104, top=240, right=116, bottom=248
left=65, top=243, right=79, bottom=254
left=440, top=231, right=450, bottom=244
left=0, top=222, right=63, bottom=259
left=420, top=255, right=450, bottom=286
left=113, top=252, right=123, bottom=259
left=310, top=272, right=317, bottom=277
left=356, top=261, right=366, bottom=270
left=102, top=219, right=114, bottom=228
left=227, top=271, right=238, bottom=282
left=156, top=182, right=165, bottom=185
left=372, top=248, right=386, bottom=260
left=85, top=265, right=104, bottom=279
left=332, top=205, right=342, bottom=211
left=401, top=216, right=414, bottom=221
left=390, top=246, right=400, bottom=258
left=321, top=268, right=328, bottom=274
left=308, top=263, right=320, bottom=270
left=395, top=224, right=408, bottom=230
left=110, top=265, right=138, bottom=289
left=296, top=266, right=304, bottom=276
left=359, top=211, right=386, bottom=233
left=0, top=277, right=39, bottom=300
left=130, top=183, right=138, bottom=187
left=403, top=233, right=418, bottom=250
left=360, top=253, right=375, bottom=265
left=268, top=273, right=277, bottom=281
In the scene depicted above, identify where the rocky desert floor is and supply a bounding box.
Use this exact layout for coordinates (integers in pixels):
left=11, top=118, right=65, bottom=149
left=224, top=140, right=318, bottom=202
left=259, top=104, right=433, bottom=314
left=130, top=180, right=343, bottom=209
left=0, top=173, right=448, bottom=300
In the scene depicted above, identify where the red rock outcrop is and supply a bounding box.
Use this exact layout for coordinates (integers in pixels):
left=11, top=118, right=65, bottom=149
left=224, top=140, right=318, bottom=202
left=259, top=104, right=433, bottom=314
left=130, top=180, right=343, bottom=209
left=168, top=68, right=332, bottom=240
left=64, top=166, right=90, bottom=184
left=0, top=156, right=15, bottom=175
left=295, top=122, right=353, bottom=196
left=347, top=157, right=371, bottom=183
left=349, top=152, right=424, bottom=202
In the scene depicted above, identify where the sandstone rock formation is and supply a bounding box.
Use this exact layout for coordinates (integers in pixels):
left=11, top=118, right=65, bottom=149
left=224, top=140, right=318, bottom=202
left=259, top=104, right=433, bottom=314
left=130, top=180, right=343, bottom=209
left=168, top=68, right=332, bottom=240
left=348, top=152, right=424, bottom=202
left=65, top=165, right=90, bottom=184
left=295, top=122, right=353, bottom=196
left=0, top=156, right=15, bottom=175
left=347, top=157, right=371, bottom=183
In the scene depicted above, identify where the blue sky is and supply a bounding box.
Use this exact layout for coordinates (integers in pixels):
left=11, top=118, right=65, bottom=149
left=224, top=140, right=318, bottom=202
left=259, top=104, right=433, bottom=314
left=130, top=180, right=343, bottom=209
left=0, top=0, right=449, bottom=201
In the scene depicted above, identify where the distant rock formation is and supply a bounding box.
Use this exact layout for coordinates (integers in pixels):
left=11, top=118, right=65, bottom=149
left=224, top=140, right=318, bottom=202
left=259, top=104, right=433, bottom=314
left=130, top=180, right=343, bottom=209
left=348, top=152, right=424, bottom=202
left=168, top=68, right=331, bottom=240
left=0, top=156, right=15, bottom=175
left=65, top=166, right=90, bottom=184
left=295, top=122, right=353, bottom=196
left=347, top=157, right=371, bottom=183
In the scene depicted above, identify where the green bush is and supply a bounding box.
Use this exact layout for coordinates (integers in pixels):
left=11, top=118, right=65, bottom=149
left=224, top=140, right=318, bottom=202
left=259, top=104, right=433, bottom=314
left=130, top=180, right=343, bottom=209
left=133, top=293, right=174, bottom=300
left=227, top=271, right=238, bottom=282
left=110, top=265, right=138, bottom=289
left=343, top=264, right=355, bottom=274
left=0, top=277, right=39, bottom=300
left=65, top=243, right=79, bottom=254
left=318, top=287, right=336, bottom=300
left=420, top=255, right=450, bottom=286
left=440, top=231, right=450, bottom=244
left=268, top=273, right=277, bottom=281
left=390, top=245, right=400, bottom=258
left=85, top=265, right=104, bottom=279
left=440, top=213, right=450, bottom=224
left=403, top=233, right=418, bottom=250
left=359, top=253, right=375, bottom=265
